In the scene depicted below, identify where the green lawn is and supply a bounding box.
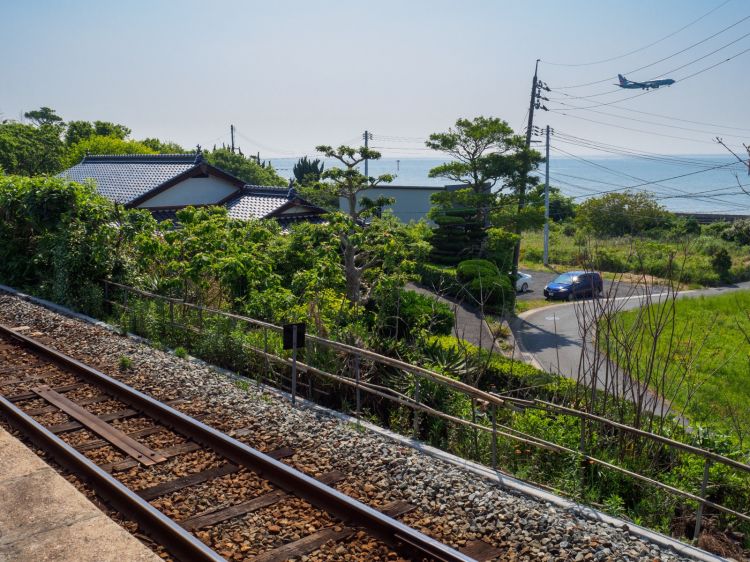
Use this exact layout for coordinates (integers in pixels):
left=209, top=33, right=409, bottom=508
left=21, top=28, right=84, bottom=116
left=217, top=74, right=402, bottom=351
left=615, top=291, right=750, bottom=438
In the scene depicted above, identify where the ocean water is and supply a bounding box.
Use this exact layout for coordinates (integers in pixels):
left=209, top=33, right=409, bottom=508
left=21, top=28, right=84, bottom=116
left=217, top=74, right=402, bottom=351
left=268, top=155, right=750, bottom=215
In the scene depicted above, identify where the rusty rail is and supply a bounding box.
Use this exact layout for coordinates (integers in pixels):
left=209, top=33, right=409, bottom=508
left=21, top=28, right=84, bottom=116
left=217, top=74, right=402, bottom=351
left=0, top=322, right=474, bottom=562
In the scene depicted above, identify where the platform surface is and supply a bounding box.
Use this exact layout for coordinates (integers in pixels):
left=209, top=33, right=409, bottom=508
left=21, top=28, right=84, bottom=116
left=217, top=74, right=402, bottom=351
left=0, top=427, right=161, bottom=562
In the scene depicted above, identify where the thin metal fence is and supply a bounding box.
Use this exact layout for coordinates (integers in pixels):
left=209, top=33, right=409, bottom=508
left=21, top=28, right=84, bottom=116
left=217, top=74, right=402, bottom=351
left=102, top=279, right=750, bottom=535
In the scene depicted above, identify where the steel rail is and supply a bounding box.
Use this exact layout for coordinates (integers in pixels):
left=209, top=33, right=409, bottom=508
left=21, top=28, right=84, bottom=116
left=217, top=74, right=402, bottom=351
left=0, top=394, right=226, bottom=562
left=0, top=323, right=474, bottom=562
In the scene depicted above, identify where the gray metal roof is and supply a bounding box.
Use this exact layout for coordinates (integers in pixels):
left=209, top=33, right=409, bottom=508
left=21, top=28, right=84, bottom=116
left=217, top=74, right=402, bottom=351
left=59, top=154, right=201, bottom=204
left=225, top=185, right=293, bottom=220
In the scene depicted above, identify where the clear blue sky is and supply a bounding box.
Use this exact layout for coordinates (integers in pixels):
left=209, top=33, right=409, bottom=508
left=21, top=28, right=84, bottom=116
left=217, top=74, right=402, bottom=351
left=2, top=0, right=748, bottom=157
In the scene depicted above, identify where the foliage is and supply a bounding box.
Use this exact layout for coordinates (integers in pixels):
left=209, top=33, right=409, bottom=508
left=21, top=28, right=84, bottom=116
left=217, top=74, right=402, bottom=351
left=316, top=144, right=394, bottom=219
left=0, top=121, right=65, bottom=176
left=711, top=248, right=732, bottom=282
left=371, top=288, right=454, bottom=340
left=23, top=107, right=63, bottom=126
left=293, top=156, right=325, bottom=185
left=721, top=218, right=750, bottom=245
left=0, top=175, right=128, bottom=312
left=204, top=148, right=286, bottom=186
left=426, top=116, right=540, bottom=257
left=140, top=138, right=187, bottom=153
left=575, top=191, right=671, bottom=236
left=526, top=184, right=576, bottom=222
left=521, top=225, right=750, bottom=287
left=485, top=227, right=519, bottom=271
left=63, top=135, right=156, bottom=168
left=428, top=194, right=485, bottom=265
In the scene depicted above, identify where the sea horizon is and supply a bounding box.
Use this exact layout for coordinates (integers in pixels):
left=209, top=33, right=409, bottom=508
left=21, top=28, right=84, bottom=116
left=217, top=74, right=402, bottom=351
left=268, top=155, right=750, bottom=216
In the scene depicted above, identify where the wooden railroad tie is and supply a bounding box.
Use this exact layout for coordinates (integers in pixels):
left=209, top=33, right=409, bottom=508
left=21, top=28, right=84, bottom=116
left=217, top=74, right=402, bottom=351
left=32, top=385, right=168, bottom=466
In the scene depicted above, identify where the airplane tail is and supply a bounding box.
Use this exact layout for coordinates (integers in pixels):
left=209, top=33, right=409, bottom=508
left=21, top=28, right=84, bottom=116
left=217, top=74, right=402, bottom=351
left=618, top=74, right=627, bottom=86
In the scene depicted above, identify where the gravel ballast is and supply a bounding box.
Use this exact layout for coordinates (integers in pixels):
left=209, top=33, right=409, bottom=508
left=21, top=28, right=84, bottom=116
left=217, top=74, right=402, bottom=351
left=0, top=292, right=721, bottom=562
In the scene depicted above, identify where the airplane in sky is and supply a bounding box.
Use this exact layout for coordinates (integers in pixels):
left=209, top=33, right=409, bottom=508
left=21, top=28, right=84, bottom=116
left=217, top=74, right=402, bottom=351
left=616, top=74, right=676, bottom=90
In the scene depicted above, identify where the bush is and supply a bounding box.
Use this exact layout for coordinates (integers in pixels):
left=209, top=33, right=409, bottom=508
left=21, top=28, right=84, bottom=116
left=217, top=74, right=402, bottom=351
left=486, top=227, right=519, bottom=271
left=576, top=192, right=671, bottom=236
left=721, top=219, right=750, bottom=245
left=373, top=288, right=453, bottom=339
left=456, top=259, right=498, bottom=281
left=455, top=259, right=514, bottom=311
left=711, top=248, right=732, bottom=282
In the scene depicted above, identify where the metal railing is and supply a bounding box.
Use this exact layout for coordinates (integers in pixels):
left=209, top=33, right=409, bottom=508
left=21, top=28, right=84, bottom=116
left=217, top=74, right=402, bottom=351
left=102, top=279, right=750, bottom=537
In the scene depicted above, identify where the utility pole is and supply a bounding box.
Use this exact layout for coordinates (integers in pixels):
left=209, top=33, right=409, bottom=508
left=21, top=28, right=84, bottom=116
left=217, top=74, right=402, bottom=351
left=230, top=124, right=235, bottom=153
left=363, top=130, right=372, bottom=176
left=543, top=125, right=551, bottom=266
left=512, top=59, right=548, bottom=279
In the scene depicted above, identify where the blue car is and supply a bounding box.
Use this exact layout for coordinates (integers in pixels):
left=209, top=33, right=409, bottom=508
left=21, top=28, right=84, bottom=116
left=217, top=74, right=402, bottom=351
left=543, top=271, right=603, bottom=301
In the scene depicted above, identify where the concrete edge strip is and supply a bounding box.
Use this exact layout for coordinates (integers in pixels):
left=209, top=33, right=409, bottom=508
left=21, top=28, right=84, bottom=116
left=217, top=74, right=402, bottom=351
left=0, top=284, right=727, bottom=562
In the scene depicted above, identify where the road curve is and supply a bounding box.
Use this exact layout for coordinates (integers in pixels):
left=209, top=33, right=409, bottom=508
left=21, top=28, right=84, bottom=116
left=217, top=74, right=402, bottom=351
left=511, top=280, right=750, bottom=416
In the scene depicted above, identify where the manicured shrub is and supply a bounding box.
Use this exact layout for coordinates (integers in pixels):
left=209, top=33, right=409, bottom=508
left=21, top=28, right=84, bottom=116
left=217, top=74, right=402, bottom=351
left=456, top=259, right=499, bottom=281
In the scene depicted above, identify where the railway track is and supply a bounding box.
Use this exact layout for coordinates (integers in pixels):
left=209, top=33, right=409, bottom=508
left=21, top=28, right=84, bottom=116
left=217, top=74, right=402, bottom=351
left=0, top=322, right=504, bottom=562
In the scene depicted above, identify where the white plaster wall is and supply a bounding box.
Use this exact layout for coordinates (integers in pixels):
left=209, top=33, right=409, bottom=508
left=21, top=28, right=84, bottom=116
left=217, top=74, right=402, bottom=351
left=137, top=176, right=238, bottom=208
left=339, top=186, right=444, bottom=223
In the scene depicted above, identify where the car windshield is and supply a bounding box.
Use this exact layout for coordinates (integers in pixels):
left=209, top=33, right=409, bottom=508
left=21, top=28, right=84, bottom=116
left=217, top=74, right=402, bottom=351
left=552, top=273, right=577, bottom=284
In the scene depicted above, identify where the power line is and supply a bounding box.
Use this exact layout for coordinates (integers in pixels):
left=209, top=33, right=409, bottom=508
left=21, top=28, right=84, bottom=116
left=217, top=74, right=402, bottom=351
left=551, top=44, right=750, bottom=110
left=551, top=10, right=749, bottom=88
left=552, top=132, right=734, bottom=168
left=549, top=111, right=719, bottom=145
left=550, top=145, right=745, bottom=199
left=549, top=98, right=750, bottom=139
left=541, top=1, right=731, bottom=68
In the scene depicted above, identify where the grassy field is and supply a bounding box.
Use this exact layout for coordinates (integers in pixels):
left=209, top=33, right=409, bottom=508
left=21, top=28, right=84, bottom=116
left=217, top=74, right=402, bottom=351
left=520, top=228, right=750, bottom=287
left=615, top=291, right=750, bottom=440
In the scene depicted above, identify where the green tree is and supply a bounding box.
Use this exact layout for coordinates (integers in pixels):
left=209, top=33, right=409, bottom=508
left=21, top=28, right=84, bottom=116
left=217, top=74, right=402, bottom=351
left=23, top=107, right=63, bottom=127
left=64, top=120, right=95, bottom=146
left=426, top=117, right=539, bottom=263
left=575, top=191, right=671, bottom=236
left=315, top=144, right=420, bottom=305
left=140, top=138, right=187, bottom=153
left=0, top=174, right=125, bottom=311
left=204, top=148, right=286, bottom=186
left=526, top=184, right=576, bottom=222
left=0, top=121, right=65, bottom=176
left=315, top=145, right=393, bottom=220
left=63, top=136, right=156, bottom=168
left=93, top=121, right=131, bottom=139
left=293, top=156, right=325, bottom=185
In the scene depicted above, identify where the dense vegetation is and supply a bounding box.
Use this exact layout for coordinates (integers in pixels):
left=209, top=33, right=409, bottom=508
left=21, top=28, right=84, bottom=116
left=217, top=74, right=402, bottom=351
left=0, top=106, right=287, bottom=187
left=520, top=191, right=750, bottom=286
left=2, top=109, right=749, bottom=552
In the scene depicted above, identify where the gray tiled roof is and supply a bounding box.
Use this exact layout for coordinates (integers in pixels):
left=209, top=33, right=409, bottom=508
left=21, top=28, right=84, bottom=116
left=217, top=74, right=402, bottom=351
left=225, top=185, right=292, bottom=220
left=59, top=154, right=201, bottom=204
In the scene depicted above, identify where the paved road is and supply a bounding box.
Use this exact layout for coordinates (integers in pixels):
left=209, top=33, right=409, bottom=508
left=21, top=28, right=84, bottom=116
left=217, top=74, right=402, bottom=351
left=516, top=268, right=661, bottom=301
left=511, top=280, right=750, bottom=416
left=406, top=283, right=498, bottom=351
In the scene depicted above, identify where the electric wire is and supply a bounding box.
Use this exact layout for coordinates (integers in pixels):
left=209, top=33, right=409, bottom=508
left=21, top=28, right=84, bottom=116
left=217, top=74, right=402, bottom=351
left=550, top=10, right=749, bottom=89
left=541, top=0, right=731, bottom=68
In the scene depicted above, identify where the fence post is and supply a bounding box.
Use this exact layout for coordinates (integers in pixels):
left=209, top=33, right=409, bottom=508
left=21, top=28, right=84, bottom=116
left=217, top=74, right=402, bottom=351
left=694, top=459, right=712, bottom=541
left=490, top=386, right=498, bottom=471
left=103, top=281, right=109, bottom=314
left=262, top=326, right=269, bottom=391
left=290, top=324, right=298, bottom=406
left=413, top=377, right=420, bottom=439
left=354, top=355, right=361, bottom=425
left=169, top=300, right=174, bottom=328
left=306, top=336, right=313, bottom=400
left=471, top=397, right=479, bottom=460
